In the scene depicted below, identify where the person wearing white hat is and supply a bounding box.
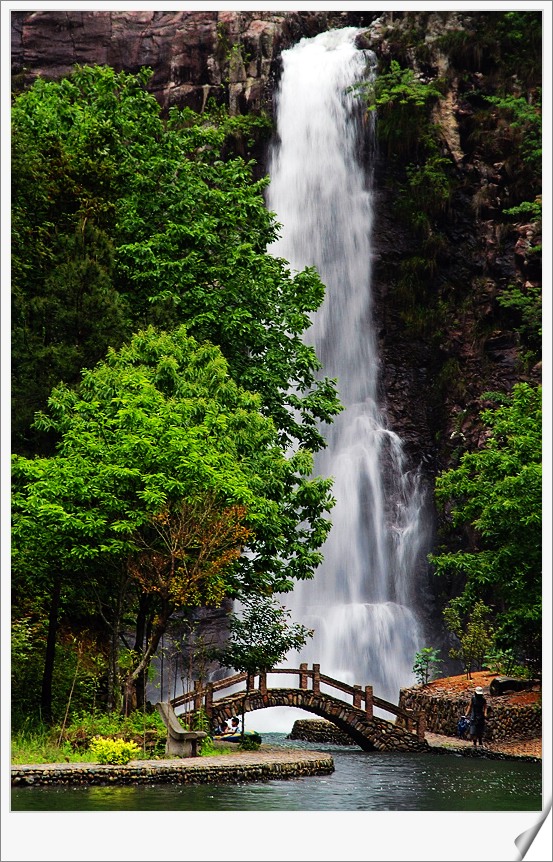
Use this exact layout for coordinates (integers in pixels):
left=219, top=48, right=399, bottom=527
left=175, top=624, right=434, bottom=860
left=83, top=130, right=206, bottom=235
left=465, top=684, right=488, bottom=747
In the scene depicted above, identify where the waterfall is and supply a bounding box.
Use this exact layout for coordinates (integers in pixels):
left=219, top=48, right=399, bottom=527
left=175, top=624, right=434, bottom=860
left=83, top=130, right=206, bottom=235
left=260, top=27, right=431, bottom=728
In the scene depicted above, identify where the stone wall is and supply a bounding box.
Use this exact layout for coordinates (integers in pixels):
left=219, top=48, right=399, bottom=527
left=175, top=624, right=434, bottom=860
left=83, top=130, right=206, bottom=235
left=398, top=688, right=541, bottom=742
left=289, top=719, right=357, bottom=746
left=12, top=751, right=334, bottom=787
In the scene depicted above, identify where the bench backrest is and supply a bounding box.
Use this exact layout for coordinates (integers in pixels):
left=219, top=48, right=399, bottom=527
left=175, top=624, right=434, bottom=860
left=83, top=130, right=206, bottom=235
left=156, top=701, right=186, bottom=739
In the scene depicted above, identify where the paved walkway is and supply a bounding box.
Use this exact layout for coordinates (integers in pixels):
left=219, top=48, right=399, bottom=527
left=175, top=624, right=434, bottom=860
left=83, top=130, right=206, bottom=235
left=425, top=732, right=541, bottom=760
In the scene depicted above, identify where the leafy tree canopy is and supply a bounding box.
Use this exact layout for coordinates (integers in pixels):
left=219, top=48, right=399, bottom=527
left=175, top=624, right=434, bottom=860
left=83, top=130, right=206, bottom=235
left=443, top=599, right=496, bottom=678
left=430, top=383, right=542, bottom=658
left=12, top=66, right=340, bottom=716
left=12, top=65, right=341, bottom=456
left=14, top=326, right=335, bottom=597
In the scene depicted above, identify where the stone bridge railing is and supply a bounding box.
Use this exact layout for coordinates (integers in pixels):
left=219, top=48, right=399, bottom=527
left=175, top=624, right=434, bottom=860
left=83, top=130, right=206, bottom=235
left=170, top=664, right=427, bottom=751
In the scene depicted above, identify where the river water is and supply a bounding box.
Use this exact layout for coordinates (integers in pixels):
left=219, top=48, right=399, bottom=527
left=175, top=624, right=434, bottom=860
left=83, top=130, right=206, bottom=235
left=11, top=734, right=541, bottom=812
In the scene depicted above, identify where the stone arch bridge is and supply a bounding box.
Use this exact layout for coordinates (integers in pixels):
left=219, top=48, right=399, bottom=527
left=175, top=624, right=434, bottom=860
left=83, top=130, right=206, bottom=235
left=170, top=665, right=428, bottom=752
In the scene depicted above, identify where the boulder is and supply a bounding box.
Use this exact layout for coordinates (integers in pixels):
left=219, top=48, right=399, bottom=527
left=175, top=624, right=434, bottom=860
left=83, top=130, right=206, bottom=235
left=489, top=677, right=537, bottom=697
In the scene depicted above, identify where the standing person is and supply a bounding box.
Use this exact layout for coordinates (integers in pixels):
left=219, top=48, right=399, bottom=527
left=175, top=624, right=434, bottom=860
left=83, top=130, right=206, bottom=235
left=465, top=684, right=487, bottom=747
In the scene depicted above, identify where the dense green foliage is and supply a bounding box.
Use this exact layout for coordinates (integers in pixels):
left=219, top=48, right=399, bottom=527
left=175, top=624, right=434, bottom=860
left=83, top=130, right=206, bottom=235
left=363, top=60, right=444, bottom=160
left=11, top=65, right=342, bottom=724
left=12, top=65, right=340, bottom=456
left=360, top=59, right=455, bottom=338
left=431, top=384, right=541, bottom=663
left=497, top=282, right=541, bottom=366
left=484, top=93, right=541, bottom=174
left=363, top=59, right=453, bottom=246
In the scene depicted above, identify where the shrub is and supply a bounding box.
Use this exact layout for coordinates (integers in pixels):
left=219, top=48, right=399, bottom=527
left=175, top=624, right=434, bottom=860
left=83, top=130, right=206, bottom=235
left=361, top=60, right=444, bottom=159
left=412, top=647, right=442, bottom=686
left=484, top=648, right=533, bottom=679
left=238, top=737, right=261, bottom=751
left=89, top=736, right=140, bottom=765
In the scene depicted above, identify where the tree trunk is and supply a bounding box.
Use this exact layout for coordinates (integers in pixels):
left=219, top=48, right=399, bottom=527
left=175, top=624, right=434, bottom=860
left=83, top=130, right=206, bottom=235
left=41, top=572, right=62, bottom=723
left=123, top=601, right=173, bottom=716
left=133, top=592, right=151, bottom=709
left=106, top=566, right=127, bottom=713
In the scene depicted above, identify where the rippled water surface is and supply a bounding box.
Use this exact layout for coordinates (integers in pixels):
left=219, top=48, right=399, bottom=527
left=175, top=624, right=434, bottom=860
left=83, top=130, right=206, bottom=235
left=11, top=734, right=541, bottom=812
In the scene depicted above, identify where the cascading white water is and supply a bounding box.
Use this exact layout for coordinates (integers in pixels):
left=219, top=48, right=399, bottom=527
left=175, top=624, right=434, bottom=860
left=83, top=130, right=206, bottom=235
left=261, top=28, right=431, bottom=726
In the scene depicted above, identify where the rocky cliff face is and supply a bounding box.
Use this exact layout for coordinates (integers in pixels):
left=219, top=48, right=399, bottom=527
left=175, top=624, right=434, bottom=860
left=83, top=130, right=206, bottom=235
left=361, top=12, right=541, bottom=473
left=11, top=10, right=378, bottom=114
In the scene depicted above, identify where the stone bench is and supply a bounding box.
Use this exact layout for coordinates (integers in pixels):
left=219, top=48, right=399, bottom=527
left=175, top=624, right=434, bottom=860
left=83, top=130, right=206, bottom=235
left=156, top=701, right=207, bottom=757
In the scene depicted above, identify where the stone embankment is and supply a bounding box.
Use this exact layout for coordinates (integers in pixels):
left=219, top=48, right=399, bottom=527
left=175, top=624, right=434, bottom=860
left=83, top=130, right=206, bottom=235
left=11, top=748, right=334, bottom=788
left=398, top=687, right=541, bottom=742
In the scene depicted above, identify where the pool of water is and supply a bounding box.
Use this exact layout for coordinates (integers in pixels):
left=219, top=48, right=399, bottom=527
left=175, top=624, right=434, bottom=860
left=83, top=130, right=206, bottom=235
left=11, top=734, right=542, bottom=812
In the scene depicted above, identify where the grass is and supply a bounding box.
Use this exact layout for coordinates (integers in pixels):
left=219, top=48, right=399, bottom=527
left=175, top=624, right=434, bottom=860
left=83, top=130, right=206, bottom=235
left=11, top=714, right=239, bottom=764
left=11, top=727, right=95, bottom=765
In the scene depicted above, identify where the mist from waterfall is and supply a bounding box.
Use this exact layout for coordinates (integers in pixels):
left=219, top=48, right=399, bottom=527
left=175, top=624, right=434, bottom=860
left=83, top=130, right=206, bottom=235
left=257, top=28, right=431, bottom=729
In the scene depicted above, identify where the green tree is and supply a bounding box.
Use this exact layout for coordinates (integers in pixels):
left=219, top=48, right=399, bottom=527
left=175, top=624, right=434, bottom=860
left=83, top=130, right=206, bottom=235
left=12, top=66, right=340, bottom=715
left=11, top=453, right=110, bottom=722
left=412, top=647, right=442, bottom=686
left=12, top=327, right=335, bottom=716
left=211, top=594, right=313, bottom=737
left=443, top=600, right=496, bottom=679
left=430, top=383, right=541, bottom=663
left=11, top=72, right=135, bottom=453
left=213, top=595, right=313, bottom=686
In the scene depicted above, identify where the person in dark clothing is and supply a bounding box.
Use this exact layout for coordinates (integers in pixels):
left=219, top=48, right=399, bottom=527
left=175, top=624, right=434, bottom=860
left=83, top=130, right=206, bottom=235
left=465, top=685, right=487, bottom=746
